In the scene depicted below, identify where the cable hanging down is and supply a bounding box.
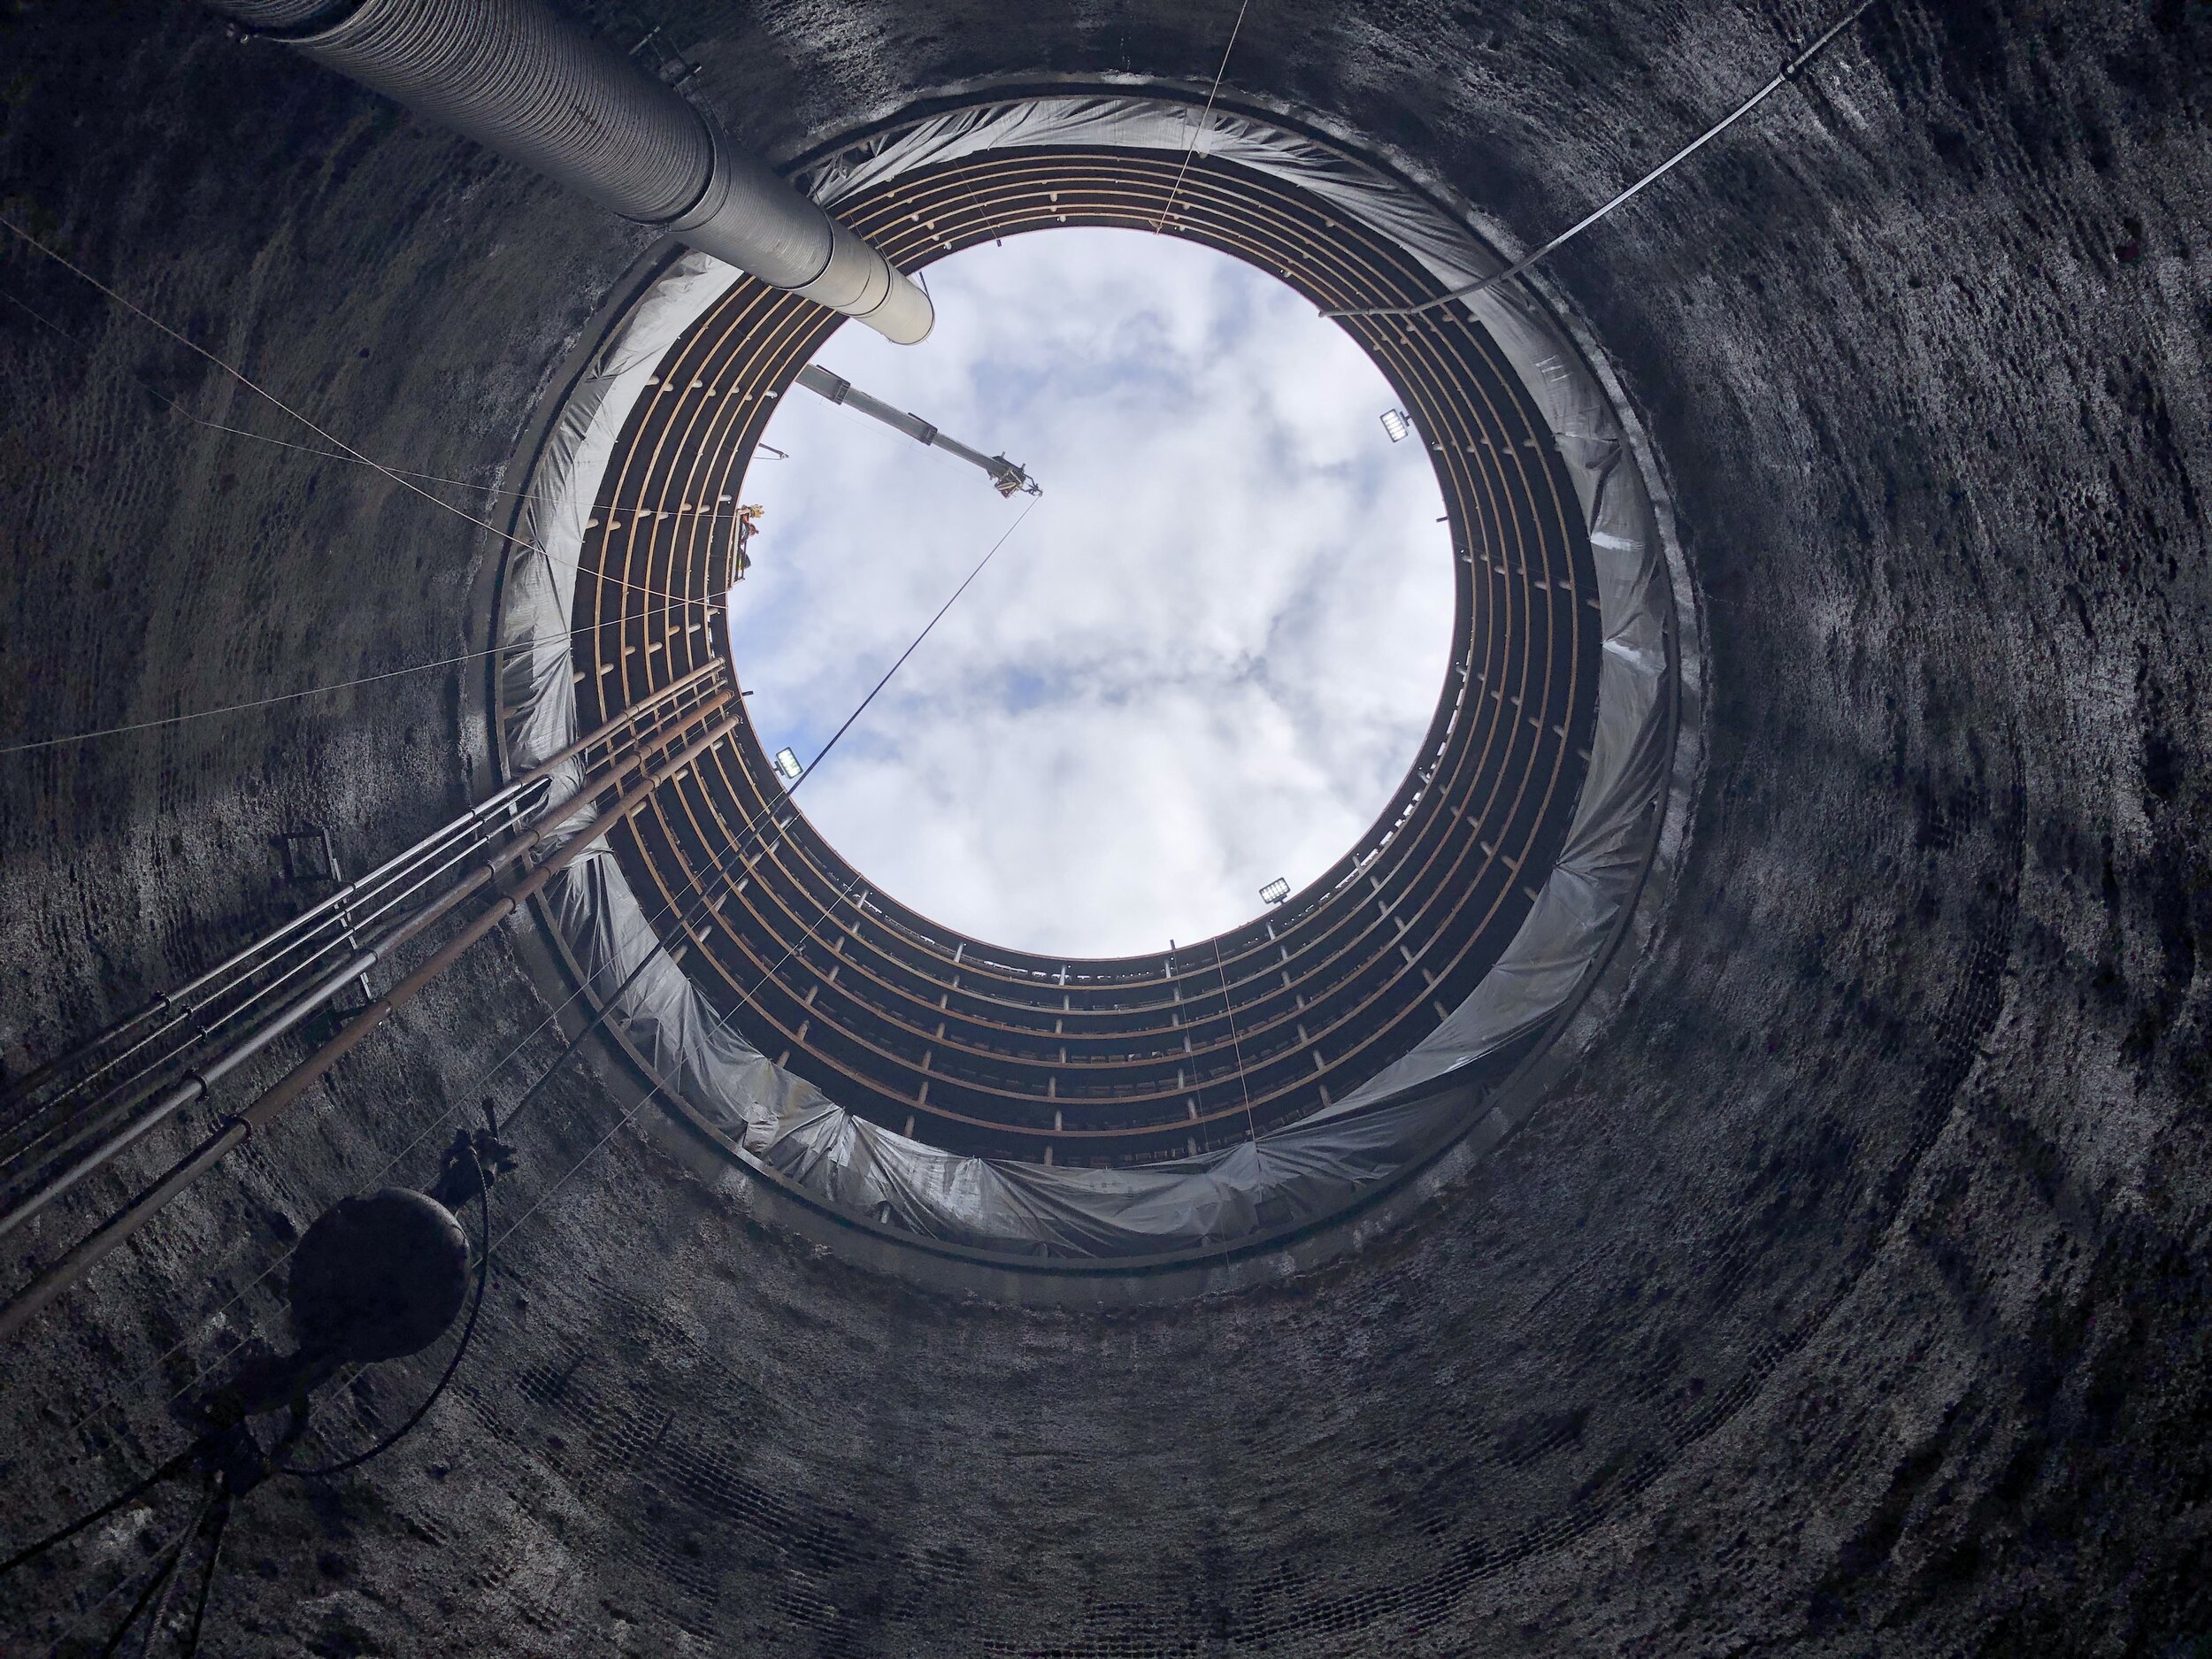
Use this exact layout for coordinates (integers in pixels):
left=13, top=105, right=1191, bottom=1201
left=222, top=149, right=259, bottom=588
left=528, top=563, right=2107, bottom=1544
left=478, top=494, right=1041, bottom=1141
left=1153, top=0, right=1253, bottom=234
left=1320, top=0, right=1885, bottom=320
left=0, top=226, right=736, bottom=618
left=0, top=526, right=986, bottom=1603
left=0, top=613, right=702, bottom=759
left=53, top=771, right=809, bottom=1450
left=0, top=475, right=1040, bottom=1356
left=42, top=487, right=956, bottom=1425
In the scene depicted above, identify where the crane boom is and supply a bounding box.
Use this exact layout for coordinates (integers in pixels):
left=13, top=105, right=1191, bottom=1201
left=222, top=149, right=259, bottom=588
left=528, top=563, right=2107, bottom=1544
left=795, top=364, right=1041, bottom=497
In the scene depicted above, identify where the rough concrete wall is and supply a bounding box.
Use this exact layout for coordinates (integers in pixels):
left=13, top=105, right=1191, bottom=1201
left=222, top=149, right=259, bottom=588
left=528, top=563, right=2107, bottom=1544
left=2, top=0, right=2208, bottom=1655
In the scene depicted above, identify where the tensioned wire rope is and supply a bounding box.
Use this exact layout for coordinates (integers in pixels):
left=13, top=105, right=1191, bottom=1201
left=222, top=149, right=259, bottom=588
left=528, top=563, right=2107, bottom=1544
left=5, top=528, right=989, bottom=1622
left=1130, top=42, right=1453, bottom=1153
left=0, top=196, right=813, bottom=521
left=0, top=280, right=732, bottom=726
left=0, top=611, right=720, bottom=758
left=23, top=264, right=1035, bottom=1435
left=440, top=492, right=1039, bottom=1157
left=1150, top=0, right=1252, bottom=234
left=0, top=275, right=580, bottom=507
left=0, top=218, right=757, bottom=621
left=1211, top=936, right=1262, bottom=1143
left=458, top=508, right=1034, bottom=1148
left=15, top=488, right=1039, bottom=1554
left=0, top=272, right=810, bottom=757
left=1319, top=0, right=1885, bottom=320
left=0, top=248, right=972, bottom=757
left=0, top=213, right=677, bottom=599
left=154, top=402, right=785, bottom=484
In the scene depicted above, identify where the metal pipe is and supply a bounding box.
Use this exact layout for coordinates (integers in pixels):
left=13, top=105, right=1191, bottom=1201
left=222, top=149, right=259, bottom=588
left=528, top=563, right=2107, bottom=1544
left=0, top=803, right=516, bottom=1172
left=0, top=808, right=513, bottom=1155
left=0, top=659, right=722, bottom=1121
left=0, top=700, right=746, bottom=1345
left=203, top=0, right=933, bottom=343
left=0, top=1122, right=255, bottom=1348
left=0, top=676, right=730, bottom=1241
left=0, top=952, right=380, bottom=1240
left=1321, top=0, right=1885, bottom=320
left=237, top=700, right=745, bottom=1133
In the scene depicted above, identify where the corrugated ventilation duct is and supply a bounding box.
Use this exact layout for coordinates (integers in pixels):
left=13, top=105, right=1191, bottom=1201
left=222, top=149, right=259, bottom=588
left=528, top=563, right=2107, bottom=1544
left=202, top=0, right=933, bottom=342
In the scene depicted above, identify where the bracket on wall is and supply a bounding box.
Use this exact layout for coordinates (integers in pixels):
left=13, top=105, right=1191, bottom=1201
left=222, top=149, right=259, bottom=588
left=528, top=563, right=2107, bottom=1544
left=276, top=828, right=373, bottom=1013
left=580, top=0, right=703, bottom=88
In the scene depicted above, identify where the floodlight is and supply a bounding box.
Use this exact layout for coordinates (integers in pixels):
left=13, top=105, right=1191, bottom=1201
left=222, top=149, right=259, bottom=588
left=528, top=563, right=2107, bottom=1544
left=1379, top=408, right=1412, bottom=443
left=1259, top=877, right=1291, bottom=906
left=773, top=747, right=803, bottom=782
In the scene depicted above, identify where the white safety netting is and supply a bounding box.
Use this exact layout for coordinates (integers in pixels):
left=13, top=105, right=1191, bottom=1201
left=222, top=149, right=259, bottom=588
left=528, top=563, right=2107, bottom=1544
left=495, top=95, right=1684, bottom=1259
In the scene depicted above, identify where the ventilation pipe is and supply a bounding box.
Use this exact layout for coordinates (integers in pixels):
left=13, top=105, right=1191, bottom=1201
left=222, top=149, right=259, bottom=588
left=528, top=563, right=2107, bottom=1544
left=202, top=0, right=933, bottom=342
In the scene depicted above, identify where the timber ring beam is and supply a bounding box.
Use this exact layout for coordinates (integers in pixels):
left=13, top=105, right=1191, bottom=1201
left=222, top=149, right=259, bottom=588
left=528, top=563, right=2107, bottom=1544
left=561, top=138, right=1602, bottom=1168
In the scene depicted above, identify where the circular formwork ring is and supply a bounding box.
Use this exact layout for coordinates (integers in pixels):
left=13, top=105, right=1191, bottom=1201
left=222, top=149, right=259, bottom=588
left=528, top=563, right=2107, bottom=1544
left=564, top=142, right=1601, bottom=1167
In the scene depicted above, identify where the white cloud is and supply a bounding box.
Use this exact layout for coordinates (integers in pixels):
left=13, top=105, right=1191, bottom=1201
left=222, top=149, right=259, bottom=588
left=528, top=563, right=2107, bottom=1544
left=730, top=227, right=1453, bottom=958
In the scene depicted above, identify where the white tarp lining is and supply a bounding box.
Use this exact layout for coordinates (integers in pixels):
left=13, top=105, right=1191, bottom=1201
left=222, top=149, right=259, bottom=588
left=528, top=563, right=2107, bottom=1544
left=495, top=95, right=1677, bottom=1260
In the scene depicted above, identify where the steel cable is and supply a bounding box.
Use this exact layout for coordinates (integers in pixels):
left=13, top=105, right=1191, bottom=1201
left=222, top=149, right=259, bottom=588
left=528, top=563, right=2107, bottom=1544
left=0, top=251, right=722, bottom=612
left=23, top=488, right=1038, bottom=1472
left=1321, top=0, right=1885, bottom=320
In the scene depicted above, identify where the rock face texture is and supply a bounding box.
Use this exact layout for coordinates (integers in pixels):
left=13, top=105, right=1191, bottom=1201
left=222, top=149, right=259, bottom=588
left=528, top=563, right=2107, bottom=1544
left=2, top=0, right=2208, bottom=1654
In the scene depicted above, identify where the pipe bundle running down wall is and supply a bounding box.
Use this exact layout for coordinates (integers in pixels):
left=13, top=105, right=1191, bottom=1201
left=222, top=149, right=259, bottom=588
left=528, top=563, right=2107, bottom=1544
left=204, top=0, right=933, bottom=342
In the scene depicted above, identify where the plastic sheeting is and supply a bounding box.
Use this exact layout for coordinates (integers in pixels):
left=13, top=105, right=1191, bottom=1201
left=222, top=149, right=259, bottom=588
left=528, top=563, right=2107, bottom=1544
left=496, top=95, right=1684, bottom=1259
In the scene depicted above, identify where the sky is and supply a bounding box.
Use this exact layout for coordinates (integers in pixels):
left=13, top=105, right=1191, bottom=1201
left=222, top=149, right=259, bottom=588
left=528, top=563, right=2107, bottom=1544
left=728, top=227, right=1454, bottom=960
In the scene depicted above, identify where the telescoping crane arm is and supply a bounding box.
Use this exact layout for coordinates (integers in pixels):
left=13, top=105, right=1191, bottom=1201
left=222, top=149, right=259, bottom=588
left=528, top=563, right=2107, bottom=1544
left=796, top=365, right=1041, bottom=497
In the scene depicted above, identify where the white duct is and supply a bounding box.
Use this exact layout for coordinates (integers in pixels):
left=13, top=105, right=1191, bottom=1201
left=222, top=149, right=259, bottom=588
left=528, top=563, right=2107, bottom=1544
left=204, top=0, right=933, bottom=343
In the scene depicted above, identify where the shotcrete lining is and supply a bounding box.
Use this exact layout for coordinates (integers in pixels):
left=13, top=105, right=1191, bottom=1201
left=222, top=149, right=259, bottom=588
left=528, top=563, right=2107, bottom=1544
left=2, top=1, right=2205, bottom=1652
